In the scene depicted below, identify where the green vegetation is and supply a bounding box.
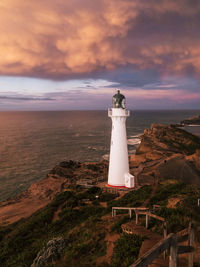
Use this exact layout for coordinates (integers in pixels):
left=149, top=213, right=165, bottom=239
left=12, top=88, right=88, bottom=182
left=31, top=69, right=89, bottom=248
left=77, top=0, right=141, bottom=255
left=148, top=182, right=200, bottom=234
left=111, top=215, right=131, bottom=234
left=107, top=185, right=152, bottom=210
left=148, top=182, right=186, bottom=206
left=156, top=125, right=200, bottom=155
left=111, top=234, right=144, bottom=267
left=0, top=182, right=200, bottom=266
left=60, top=219, right=106, bottom=266
left=0, top=186, right=151, bottom=267
left=0, top=188, right=106, bottom=267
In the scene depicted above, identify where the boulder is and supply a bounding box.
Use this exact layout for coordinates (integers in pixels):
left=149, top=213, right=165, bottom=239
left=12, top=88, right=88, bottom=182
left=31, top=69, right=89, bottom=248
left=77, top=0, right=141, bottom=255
left=31, top=237, right=67, bottom=267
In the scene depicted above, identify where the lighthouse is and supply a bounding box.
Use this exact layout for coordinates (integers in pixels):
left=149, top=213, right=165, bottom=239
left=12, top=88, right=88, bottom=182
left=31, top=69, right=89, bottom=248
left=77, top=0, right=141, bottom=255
left=108, top=90, right=134, bottom=188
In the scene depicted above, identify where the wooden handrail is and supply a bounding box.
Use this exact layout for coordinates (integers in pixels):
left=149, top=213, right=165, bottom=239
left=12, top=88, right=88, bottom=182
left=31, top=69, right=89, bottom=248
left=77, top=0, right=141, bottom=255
left=130, top=222, right=195, bottom=267
left=130, top=233, right=176, bottom=267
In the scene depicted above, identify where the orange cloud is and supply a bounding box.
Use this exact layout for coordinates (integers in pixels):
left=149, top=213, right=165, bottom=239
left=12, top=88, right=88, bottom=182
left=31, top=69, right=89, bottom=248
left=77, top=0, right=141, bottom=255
left=0, top=0, right=200, bottom=79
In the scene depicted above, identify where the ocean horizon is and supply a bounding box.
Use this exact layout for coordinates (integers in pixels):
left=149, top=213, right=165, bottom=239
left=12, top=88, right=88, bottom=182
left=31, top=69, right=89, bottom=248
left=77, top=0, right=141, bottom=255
left=0, top=109, right=200, bottom=201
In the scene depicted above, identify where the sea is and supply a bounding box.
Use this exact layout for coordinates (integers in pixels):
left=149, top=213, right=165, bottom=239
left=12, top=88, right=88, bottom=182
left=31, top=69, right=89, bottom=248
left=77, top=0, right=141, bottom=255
left=0, top=110, right=200, bottom=201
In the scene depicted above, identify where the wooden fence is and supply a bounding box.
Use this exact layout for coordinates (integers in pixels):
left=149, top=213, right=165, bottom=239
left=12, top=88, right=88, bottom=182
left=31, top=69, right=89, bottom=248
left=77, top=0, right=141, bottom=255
left=112, top=206, right=149, bottom=219
left=130, top=222, right=195, bottom=267
left=112, top=206, right=165, bottom=229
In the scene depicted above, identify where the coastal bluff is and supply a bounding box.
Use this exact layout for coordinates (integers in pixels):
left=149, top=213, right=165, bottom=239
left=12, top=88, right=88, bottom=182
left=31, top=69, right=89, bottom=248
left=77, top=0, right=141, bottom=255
left=0, top=124, right=200, bottom=225
left=131, top=124, right=200, bottom=186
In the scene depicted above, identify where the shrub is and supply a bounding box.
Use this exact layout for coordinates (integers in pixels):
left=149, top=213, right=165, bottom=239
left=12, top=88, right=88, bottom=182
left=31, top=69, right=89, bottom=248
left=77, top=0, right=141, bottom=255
left=99, top=192, right=118, bottom=202
left=148, top=182, right=186, bottom=206
left=111, top=215, right=131, bottom=234
left=107, top=186, right=152, bottom=211
left=111, top=234, right=144, bottom=267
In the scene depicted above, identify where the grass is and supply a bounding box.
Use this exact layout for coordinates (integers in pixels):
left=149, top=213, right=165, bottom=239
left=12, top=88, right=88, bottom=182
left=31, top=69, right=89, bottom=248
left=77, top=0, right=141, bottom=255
left=107, top=185, right=152, bottom=211
left=111, top=233, right=144, bottom=267
left=148, top=182, right=200, bottom=234
left=0, top=188, right=106, bottom=267
left=0, top=182, right=199, bottom=266
left=110, top=215, right=131, bottom=234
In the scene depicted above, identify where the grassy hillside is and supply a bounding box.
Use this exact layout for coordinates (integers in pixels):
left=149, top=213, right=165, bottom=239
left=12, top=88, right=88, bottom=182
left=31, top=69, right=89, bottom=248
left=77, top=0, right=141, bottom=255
left=0, top=182, right=200, bottom=267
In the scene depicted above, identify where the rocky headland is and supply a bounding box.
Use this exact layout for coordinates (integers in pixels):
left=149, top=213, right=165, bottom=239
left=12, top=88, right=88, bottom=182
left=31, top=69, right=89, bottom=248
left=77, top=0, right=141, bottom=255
left=130, top=123, right=200, bottom=186
left=0, top=123, right=200, bottom=266
left=181, top=114, right=200, bottom=125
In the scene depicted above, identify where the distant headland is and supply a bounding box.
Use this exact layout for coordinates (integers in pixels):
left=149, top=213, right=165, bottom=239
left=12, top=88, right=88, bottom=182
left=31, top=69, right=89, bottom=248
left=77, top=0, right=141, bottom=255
left=181, top=114, right=200, bottom=126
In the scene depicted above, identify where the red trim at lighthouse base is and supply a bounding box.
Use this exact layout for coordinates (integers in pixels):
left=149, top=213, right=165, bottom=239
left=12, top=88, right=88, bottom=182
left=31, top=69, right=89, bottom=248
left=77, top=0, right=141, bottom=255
left=107, top=184, right=126, bottom=188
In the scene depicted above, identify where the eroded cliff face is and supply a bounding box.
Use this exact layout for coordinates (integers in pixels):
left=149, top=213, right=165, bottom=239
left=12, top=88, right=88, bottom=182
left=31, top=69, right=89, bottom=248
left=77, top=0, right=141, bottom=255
left=130, top=124, right=200, bottom=186
left=0, top=160, right=108, bottom=225
left=137, top=124, right=200, bottom=158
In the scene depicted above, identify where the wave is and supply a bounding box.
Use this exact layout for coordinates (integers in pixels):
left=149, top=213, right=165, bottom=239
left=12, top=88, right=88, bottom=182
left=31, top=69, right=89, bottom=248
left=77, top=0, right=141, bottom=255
left=185, top=124, right=200, bottom=127
left=102, top=154, right=109, bottom=160
left=87, top=146, right=97, bottom=151
left=127, top=138, right=141, bottom=146
left=129, top=134, right=142, bottom=138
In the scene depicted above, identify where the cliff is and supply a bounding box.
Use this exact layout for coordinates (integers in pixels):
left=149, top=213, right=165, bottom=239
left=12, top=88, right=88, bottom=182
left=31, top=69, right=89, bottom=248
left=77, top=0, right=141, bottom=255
left=130, top=124, right=200, bottom=186
left=0, top=160, right=108, bottom=225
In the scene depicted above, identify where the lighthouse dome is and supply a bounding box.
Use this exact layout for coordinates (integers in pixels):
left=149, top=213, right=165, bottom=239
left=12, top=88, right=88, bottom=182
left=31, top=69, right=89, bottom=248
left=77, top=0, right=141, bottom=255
left=112, top=90, right=126, bottom=109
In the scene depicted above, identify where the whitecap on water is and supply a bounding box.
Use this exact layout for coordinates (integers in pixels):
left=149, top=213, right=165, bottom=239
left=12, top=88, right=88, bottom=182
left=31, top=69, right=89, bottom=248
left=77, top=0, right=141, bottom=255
left=102, top=154, right=109, bottom=160
left=127, top=138, right=141, bottom=146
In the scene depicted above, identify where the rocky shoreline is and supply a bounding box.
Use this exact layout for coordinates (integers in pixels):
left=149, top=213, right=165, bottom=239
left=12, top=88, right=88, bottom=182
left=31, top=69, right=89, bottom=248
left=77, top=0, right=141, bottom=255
left=0, top=123, right=200, bottom=225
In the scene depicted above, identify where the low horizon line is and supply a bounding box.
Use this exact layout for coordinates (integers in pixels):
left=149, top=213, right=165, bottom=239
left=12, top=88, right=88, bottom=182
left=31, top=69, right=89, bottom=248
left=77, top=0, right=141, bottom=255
left=0, top=108, right=199, bottom=112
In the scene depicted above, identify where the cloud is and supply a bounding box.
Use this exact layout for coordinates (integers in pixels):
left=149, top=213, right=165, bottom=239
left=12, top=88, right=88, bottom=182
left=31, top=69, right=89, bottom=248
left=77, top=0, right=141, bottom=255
left=0, top=95, right=54, bottom=101
left=0, top=0, right=200, bottom=80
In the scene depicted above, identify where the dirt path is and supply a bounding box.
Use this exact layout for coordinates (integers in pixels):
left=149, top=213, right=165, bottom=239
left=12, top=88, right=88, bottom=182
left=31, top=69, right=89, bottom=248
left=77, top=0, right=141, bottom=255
left=96, top=215, right=120, bottom=265
left=143, top=174, right=159, bottom=207
left=52, top=205, right=62, bottom=222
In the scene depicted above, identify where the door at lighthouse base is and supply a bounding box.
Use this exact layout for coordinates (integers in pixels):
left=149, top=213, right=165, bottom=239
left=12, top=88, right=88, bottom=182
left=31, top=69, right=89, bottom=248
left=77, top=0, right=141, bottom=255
left=125, top=173, right=135, bottom=188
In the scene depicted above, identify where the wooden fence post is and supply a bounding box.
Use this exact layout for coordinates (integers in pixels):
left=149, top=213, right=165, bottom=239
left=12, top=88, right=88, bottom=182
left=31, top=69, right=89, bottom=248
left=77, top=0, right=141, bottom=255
left=129, top=209, right=132, bottom=218
left=136, top=213, right=138, bottom=225
left=146, top=214, right=149, bottom=229
left=188, top=222, right=194, bottom=267
left=169, top=236, right=178, bottom=267
left=163, top=221, right=167, bottom=259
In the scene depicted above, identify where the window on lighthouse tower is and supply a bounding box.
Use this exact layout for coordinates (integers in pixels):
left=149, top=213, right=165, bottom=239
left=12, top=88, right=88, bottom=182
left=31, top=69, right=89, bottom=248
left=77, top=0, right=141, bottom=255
left=122, top=98, right=126, bottom=109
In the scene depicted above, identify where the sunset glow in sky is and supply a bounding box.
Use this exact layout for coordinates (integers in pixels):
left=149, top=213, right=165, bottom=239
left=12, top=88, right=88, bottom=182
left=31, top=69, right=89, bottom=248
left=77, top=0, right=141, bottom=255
left=0, top=0, right=200, bottom=110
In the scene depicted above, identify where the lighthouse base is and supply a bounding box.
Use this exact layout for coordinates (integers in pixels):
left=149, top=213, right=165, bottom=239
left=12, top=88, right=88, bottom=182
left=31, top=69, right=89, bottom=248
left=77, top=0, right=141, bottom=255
left=107, top=173, right=135, bottom=189
left=107, top=184, right=126, bottom=188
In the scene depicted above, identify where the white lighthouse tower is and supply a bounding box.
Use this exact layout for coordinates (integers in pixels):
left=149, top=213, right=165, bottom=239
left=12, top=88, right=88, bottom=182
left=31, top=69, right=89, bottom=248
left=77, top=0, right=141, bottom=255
left=108, top=90, right=134, bottom=188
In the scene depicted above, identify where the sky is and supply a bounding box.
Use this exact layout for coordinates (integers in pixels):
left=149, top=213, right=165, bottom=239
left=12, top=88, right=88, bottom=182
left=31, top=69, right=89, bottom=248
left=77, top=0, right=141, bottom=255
left=0, top=0, right=200, bottom=110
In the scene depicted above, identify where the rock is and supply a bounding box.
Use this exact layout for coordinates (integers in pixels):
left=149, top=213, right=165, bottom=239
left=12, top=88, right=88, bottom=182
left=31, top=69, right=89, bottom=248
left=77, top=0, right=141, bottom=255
left=59, top=160, right=81, bottom=169
left=131, top=124, right=200, bottom=186
left=136, top=124, right=200, bottom=157
left=31, top=237, right=67, bottom=267
left=181, top=115, right=200, bottom=125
